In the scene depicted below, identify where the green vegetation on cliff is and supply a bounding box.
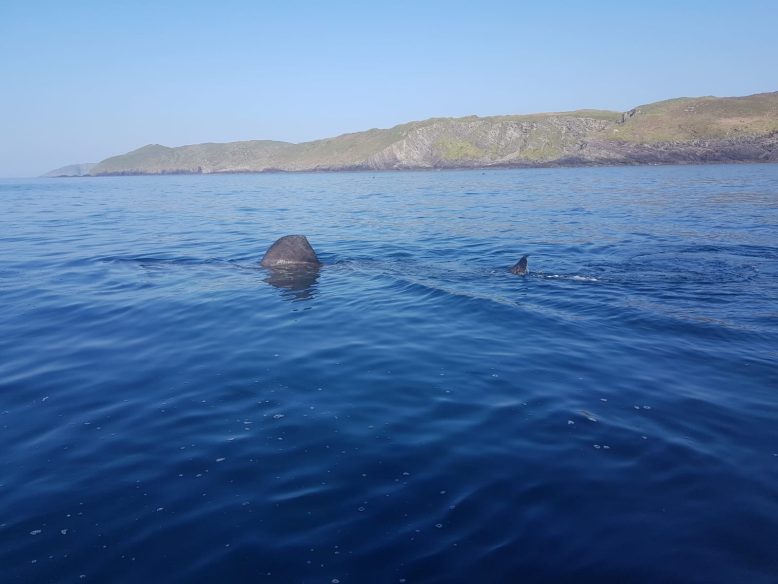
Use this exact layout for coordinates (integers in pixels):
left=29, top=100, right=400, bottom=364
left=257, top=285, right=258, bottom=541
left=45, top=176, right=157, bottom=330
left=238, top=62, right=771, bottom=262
left=602, top=92, right=778, bottom=143
left=63, top=91, right=778, bottom=176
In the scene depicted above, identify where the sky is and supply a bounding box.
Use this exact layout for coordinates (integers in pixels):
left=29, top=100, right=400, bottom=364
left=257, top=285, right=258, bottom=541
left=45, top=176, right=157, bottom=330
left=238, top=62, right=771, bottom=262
left=1, top=0, right=776, bottom=177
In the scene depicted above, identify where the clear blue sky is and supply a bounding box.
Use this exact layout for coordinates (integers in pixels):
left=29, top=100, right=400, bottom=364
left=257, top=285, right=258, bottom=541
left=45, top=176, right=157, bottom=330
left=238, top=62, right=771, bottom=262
left=1, top=0, right=776, bottom=176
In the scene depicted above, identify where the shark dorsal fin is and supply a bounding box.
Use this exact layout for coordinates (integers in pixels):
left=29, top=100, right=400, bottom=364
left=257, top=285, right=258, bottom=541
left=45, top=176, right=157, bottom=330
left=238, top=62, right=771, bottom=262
left=510, top=255, right=528, bottom=275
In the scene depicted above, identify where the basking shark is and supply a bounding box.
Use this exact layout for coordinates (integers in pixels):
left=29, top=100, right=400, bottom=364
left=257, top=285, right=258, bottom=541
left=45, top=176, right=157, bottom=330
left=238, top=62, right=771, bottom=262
left=510, top=255, right=528, bottom=275
left=260, top=235, right=321, bottom=268
left=261, top=235, right=528, bottom=287
left=260, top=235, right=321, bottom=301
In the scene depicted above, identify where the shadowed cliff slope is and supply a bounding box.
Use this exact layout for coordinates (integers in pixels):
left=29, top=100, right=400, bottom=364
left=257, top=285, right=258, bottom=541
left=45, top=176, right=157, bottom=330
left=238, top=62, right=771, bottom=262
left=70, top=92, right=778, bottom=176
left=43, top=163, right=97, bottom=177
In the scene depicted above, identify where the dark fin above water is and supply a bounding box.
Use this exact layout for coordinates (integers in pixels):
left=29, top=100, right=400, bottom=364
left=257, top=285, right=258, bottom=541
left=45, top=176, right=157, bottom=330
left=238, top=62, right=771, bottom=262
left=510, top=255, right=528, bottom=275
left=260, top=235, right=321, bottom=268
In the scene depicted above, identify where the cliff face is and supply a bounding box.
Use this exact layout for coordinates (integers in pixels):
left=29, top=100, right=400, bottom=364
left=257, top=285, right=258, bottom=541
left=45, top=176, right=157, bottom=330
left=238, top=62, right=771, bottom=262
left=61, top=92, right=778, bottom=176
left=573, top=135, right=778, bottom=165
left=365, top=115, right=617, bottom=169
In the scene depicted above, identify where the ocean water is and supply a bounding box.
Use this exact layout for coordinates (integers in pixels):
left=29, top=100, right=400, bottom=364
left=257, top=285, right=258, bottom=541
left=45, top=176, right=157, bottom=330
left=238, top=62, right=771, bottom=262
left=0, top=165, right=776, bottom=583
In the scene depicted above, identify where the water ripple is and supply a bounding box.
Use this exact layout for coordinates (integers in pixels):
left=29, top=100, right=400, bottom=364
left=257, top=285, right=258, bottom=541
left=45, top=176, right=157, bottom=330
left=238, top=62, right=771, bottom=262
left=1, top=166, right=777, bottom=583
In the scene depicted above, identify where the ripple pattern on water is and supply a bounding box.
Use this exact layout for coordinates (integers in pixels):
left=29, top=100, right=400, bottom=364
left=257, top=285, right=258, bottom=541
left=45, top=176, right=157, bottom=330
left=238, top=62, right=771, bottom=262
left=1, top=166, right=777, bottom=583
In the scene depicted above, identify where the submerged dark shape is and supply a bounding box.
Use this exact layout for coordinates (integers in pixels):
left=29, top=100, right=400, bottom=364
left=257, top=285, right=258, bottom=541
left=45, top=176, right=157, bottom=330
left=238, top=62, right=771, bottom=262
left=260, top=235, right=321, bottom=268
left=264, top=265, right=320, bottom=301
left=510, top=255, right=529, bottom=275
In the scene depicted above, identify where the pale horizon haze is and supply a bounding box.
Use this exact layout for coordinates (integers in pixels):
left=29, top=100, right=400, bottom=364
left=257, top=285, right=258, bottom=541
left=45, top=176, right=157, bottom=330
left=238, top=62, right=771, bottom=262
left=1, top=0, right=776, bottom=177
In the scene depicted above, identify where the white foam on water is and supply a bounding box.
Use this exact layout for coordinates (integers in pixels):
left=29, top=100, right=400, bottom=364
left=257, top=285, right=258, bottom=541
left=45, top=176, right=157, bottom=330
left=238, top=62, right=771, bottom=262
left=543, top=274, right=599, bottom=282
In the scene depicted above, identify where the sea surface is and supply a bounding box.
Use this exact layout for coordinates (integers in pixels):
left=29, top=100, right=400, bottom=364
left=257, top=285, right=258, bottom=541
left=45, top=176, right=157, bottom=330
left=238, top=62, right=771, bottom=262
left=1, top=165, right=777, bottom=583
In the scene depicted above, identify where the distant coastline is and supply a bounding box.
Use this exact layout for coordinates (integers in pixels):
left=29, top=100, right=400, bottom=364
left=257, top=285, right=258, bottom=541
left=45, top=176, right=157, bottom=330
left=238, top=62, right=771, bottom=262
left=45, top=91, right=778, bottom=177
left=47, top=158, right=778, bottom=178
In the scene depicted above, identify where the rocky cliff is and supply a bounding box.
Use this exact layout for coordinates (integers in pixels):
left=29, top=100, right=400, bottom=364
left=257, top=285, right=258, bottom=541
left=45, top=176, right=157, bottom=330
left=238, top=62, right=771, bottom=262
left=50, top=92, right=778, bottom=176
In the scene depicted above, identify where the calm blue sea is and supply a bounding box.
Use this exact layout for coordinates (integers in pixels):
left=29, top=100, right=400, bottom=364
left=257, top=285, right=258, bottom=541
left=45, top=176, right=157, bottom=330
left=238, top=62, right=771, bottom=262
left=1, top=165, right=777, bottom=583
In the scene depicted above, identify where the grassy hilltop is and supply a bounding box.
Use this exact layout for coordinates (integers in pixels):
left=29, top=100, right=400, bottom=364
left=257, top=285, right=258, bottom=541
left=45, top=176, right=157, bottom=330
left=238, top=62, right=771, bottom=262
left=50, top=92, right=778, bottom=176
